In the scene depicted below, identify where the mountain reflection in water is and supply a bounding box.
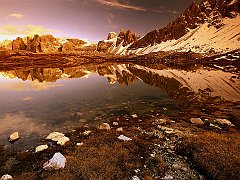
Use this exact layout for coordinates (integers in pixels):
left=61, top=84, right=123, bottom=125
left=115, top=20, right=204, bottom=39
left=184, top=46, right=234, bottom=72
left=0, top=63, right=239, bottom=149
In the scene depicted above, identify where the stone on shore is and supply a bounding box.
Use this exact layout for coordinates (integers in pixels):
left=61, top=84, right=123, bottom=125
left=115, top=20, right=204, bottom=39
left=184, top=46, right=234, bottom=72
left=0, top=175, right=13, bottom=180
left=9, top=132, right=20, bottom=142
left=99, top=123, right=111, bottom=130
left=215, top=119, right=234, bottom=127
left=35, top=145, right=48, bottom=153
left=190, top=118, right=204, bottom=125
left=116, top=127, right=123, bottom=132
left=46, top=132, right=70, bottom=146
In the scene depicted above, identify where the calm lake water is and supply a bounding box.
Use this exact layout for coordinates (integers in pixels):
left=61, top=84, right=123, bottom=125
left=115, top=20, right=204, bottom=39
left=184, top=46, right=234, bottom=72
left=0, top=63, right=239, bottom=150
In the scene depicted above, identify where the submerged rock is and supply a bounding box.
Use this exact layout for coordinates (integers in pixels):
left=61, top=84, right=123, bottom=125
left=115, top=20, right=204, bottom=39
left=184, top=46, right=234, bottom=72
left=99, top=123, right=111, bottom=130
left=131, top=114, right=138, bottom=118
left=46, top=132, right=70, bottom=146
left=113, top=122, right=119, bottom=126
left=0, top=175, right=13, bottom=180
left=215, top=119, right=234, bottom=127
left=190, top=118, right=204, bottom=125
left=35, top=144, right=48, bottom=153
left=43, top=152, right=66, bottom=170
left=9, top=132, right=20, bottom=142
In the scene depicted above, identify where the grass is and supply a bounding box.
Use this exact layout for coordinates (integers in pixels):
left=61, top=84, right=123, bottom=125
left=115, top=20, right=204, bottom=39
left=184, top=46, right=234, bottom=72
left=176, top=130, right=240, bottom=180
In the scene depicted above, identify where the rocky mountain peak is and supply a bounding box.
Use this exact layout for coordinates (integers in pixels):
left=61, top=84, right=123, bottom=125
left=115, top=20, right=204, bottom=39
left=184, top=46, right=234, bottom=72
left=129, top=0, right=239, bottom=50
left=107, top=32, right=117, bottom=40
left=116, top=30, right=138, bottom=47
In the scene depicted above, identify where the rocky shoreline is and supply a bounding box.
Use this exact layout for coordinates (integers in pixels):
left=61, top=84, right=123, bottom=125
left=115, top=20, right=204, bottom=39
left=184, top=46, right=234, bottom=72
left=0, top=96, right=239, bottom=179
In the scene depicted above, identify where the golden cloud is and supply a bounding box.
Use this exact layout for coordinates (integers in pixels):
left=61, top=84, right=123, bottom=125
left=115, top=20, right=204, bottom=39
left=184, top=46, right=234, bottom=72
left=9, top=13, right=25, bottom=19
left=0, top=24, right=60, bottom=37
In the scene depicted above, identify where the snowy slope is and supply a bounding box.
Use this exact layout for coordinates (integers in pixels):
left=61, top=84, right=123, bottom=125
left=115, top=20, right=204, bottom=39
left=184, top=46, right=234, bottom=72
left=125, top=15, right=240, bottom=55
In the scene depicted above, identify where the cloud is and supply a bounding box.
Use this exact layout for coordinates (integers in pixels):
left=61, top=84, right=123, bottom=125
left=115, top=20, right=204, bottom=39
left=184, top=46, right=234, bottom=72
left=0, top=24, right=60, bottom=37
left=95, top=0, right=147, bottom=11
left=107, top=13, right=117, bottom=29
left=9, top=13, right=25, bottom=19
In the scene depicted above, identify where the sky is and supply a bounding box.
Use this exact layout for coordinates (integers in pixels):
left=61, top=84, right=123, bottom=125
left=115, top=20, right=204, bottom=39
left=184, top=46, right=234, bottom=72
left=0, top=0, right=202, bottom=42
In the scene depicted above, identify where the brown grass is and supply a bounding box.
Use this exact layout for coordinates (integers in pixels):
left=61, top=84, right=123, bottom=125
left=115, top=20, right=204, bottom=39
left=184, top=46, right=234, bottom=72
left=1, top=130, right=167, bottom=179
left=176, top=131, right=240, bottom=180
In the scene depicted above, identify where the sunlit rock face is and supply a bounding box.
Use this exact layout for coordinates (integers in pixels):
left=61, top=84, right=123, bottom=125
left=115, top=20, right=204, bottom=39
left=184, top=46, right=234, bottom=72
left=128, top=0, right=240, bottom=53
left=97, top=30, right=139, bottom=53
left=12, top=37, right=27, bottom=51
left=0, top=40, right=13, bottom=50
left=116, top=30, right=138, bottom=47
left=61, top=39, right=87, bottom=53
left=107, top=32, right=117, bottom=40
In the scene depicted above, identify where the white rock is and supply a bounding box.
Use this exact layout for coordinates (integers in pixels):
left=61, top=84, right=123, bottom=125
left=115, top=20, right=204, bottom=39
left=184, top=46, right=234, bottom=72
left=190, top=118, right=204, bottom=125
left=118, top=135, right=132, bottom=141
left=77, top=142, right=83, bottom=146
left=113, top=122, right=119, bottom=126
left=82, top=130, right=92, bottom=136
left=0, top=174, right=13, bottom=180
left=210, top=123, right=222, bottom=129
left=57, top=137, right=70, bottom=146
left=46, top=132, right=70, bottom=146
left=216, top=119, right=234, bottom=127
left=132, top=176, right=140, bottom=180
left=116, top=127, right=123, bottom=132
left=131, top=114, right=138, bottom=118
left=43, top=152, right=66, bottom=170
left=35, top=144, right=48, bottom=153
left=9, top=132, right=20, bottom=142
left=99, top=123, right=111, bottom=130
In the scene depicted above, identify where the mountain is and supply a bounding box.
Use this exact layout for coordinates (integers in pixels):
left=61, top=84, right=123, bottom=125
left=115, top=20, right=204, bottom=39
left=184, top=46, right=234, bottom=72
left=0, top=35, right=97, bottom=54
left=97, top=30, right=139, bottom=54
left=121, top=0, right=240, bottom=55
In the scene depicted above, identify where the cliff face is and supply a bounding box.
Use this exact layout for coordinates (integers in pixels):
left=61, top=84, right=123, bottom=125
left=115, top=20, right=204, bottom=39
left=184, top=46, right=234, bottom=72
left=0, top=35, right=96, bottom=54
left=97, top=30, right=139, bottom=53
left=128, top=0, right=240, bottom=51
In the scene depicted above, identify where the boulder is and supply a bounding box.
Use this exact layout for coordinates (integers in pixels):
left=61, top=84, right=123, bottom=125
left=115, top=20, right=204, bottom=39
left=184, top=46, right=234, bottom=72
left=9, top=132, right=20, bottom=142
left=190, top=118, right=204, bottom=125
left=46, top=132, right=70, bottom=146
left=43, top=152, right=66, bottom=170
left=99, top=123, right=111, bottom=130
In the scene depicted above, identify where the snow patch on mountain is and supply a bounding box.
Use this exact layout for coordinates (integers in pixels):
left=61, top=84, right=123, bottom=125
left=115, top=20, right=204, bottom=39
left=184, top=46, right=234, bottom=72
left=125, top=15, right=240, bottom=55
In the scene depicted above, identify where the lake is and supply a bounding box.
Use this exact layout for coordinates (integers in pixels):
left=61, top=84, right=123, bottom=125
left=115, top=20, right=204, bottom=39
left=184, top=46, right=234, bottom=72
left=0, top=63, right=239, bottom=150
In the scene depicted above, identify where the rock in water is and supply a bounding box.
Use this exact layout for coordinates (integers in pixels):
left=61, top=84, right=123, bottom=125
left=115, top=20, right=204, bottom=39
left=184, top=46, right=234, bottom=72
left=99, top=123, right=111, bottom=130
left=46, top=132, right=70, bottom=146
left=43, top=152, right=66, bottom=170
left=35, top=145, right=48, bottom=153
left=9, top=132, right=20, bottom=142
left=190, top=118, right=204, bottom=125
left=0, top=175, right=13, bottom=180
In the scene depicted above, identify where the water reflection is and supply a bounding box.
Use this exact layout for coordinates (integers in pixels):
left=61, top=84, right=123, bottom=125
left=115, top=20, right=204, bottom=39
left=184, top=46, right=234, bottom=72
left=0, top=63, right=239, bottom=149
